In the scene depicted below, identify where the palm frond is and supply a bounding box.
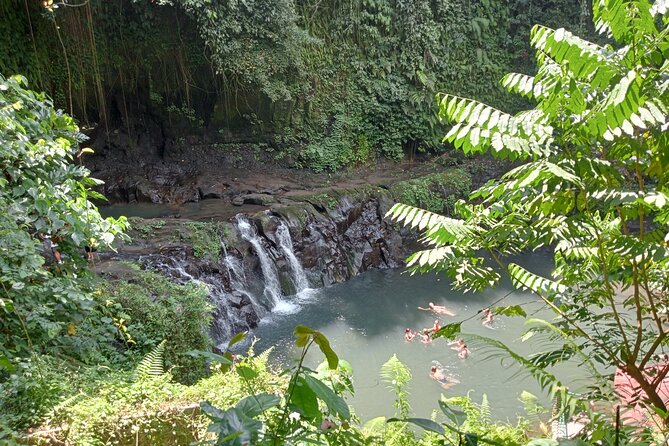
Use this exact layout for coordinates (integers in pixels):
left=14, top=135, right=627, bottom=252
left=508, top=263, right=567, bottom=301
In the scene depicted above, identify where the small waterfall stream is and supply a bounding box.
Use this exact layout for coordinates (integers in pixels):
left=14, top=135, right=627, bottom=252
left=221, top=241, right=263, bottom=313
left=276, top=222, right=310, bottom=293
left=236, top=217, right=294, bottom=312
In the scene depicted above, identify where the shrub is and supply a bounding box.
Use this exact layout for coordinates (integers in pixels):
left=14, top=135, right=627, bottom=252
left=103, top=268, right=213, bottom=384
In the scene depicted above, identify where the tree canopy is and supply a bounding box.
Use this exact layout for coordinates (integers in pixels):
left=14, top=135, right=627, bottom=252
left=390, top=0, right=669, bottom=435
left=0, top=0, right=587, bottom=171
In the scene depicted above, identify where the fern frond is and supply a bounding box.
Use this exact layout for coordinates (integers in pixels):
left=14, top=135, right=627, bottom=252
left=380, top=354, right=412, bottom=390
left=134, top=340, right=166, bottom=380
left=508, top=263, right=567, bottom=301
left=479, top=394, right=492, bottom=426
left=530, top=25, right=617, bottom=89
left=386, top=203, right=473, bottom=243
left=380, top=354, right=412, bottom=418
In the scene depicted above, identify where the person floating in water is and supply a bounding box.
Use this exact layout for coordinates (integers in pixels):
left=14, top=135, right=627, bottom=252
left=404, top=328, right=416, bottom=342
left=482, top=308, right=494, bottom=328
left=417, top=302, right=455, bottom=316
left=432, top=319, right=441, bottom=332
left=430, top=361, right=460, bottom=389
left=457, top=344, right=470, bottom=359
left=449, top=338, right=465, bottom=351
left=421, top=329, right=432, bottom=344
left=448, top=337, right=470, bottom=359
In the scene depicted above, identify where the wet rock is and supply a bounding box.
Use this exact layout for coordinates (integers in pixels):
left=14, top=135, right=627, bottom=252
left=242, top=193, right=276, bottom=206
left=240, top=304, right=260, bottom=327
left=231, top=196, right=245, bottom=206
left=229, top=291, right=253, bottom=309
left=108, top=184, right=446, bottom=343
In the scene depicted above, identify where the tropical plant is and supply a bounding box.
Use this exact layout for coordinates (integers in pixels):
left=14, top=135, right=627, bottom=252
left=388, top=393, right=532, bottom=446
left=200, top=326, right=361, bottom=446
left=389, top=0, right=669, bottom=439
left=0, top=74, right=127, bottom=368
left=134, top=340, right=167, bottom=380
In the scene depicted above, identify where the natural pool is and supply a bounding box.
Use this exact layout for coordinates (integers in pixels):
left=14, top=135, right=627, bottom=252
left=252, top=253, right=583, bottom=422
left=105, top=203, right=583, bottom=423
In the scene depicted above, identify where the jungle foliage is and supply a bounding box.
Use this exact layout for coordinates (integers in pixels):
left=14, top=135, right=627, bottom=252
left=0, top=74, right=127, bottom=363
left=0, top=0, right=588, bottom=171
left=390, top=0, right=669, bottom=441
left=0, top=75, right=216, bottom=435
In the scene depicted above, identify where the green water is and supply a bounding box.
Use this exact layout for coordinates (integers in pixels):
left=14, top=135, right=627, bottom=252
left=252, top=253, right=584, bottom=422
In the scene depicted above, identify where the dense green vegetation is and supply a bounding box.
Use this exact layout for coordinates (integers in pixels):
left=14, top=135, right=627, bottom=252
left=1, top=0, right=587, bottom=171
left=0, top=82, right=212, bottom=434
left=3, top=0, right=669, bottom=444
left=0, top=74, right=126, bottom=367
left=390, top=0, right=669, bottom=442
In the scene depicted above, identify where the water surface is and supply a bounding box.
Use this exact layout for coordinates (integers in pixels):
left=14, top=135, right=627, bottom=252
left=252, top=254, right=583, bottom=422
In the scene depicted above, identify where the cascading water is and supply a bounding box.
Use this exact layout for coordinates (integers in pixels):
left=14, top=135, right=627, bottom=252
left=221, top=241, right=263, bottom=314
left=236, top=217, right=294, bottom=312
left=276, top=222, right=310, bottom=294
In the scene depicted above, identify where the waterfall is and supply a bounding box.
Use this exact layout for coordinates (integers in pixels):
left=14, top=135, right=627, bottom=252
left=236, top=218, right=287, bottom=309
left=221, top=241, right=263, bottom=313
left=276, top=222, right=309, bottom=294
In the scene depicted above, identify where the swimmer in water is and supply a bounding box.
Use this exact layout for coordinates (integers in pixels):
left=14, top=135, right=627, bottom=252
left=417, top=302, right=456, bottom=316
left=421, top=329, right=432, bottom=344
left=482, top=308, right=494, bottom=327
left=449, top=338, right=466, bottom=351
left=430, top=362, right=460, bottom=389
left=432, top=319, right=441, bottom=333
left=457, top=344, right=470, bottom=359
left=404, top=328, right=416, bottom=342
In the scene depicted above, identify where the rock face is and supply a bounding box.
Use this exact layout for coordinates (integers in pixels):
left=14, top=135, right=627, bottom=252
left=107, top=181, right=462, bottom=345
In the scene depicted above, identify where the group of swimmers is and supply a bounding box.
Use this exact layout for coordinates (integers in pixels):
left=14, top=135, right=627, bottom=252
left=448, top=337, right=470, bottom=359
left=406, top=302, right=500, bottom=388
left=404, top=319, right=441, bottom=344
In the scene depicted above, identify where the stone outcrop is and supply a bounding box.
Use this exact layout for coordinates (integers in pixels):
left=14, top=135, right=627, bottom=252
left=103, top=172, right=469, bottom=345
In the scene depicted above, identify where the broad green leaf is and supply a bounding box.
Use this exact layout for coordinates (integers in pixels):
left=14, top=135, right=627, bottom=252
left=228, top=331, right=248, bottom=347
left=314, top=332, right=339, bottom=369
left=236, top=393, right=280, bottom=418
left=432, top=323, right=462, bottom=340
left=235, top=366, right=258, bottom=380
left=304, top=374, right=351, bottom=420
left=290, top=377, right=320, bottom=419
left=494, top=305, right=527, bottom=317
